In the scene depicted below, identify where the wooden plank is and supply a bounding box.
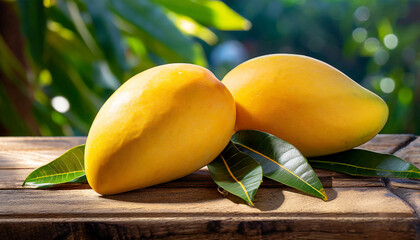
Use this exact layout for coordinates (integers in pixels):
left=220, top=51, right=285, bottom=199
left=1, top=187, right=418, bottom=239
left=0, top=137, right=86, bottom=150
left=1, top=135, right=412, bottom=189
left=386, top=137, right=420, bottom=218
left=0, top=135, right=413, bottom=169
left=0, top=188, right=415, bottom=218
left=356, top=134, right=416, bottom=153
left=0, top=135, right=418, bottom=239
left=0, top=216, right=418, bottom=240
left=0, top=168, right=384, bottom=189
left=0, top=135, right=411, bottom=152
left=0, top=150, right=74, bottom=169
left=394, top=136, right=420, bottom=166
left=0, top=137, right=85, bottom=169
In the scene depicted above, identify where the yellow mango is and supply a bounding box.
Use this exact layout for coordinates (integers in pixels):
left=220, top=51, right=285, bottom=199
left=222, top=54, right=388, bottom=157
left=85, top=64, right=236, bottom=195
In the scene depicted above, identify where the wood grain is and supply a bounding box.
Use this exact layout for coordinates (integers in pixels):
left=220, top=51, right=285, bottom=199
left=0, top=188, right=415, bottom=218
left=0, top=168, right=385, bottom=190
left=2, top=135, right=413, bottom=188
left=0, top=137, right=86, bottom=150
left=0, top=135, right=413, bottom=169
left=0, top=217, right=417, bottom=240
left=0, top=188, right=418, bottom=239
left=387, top=137, right=420, bottom=219
left=0, top=135, right=419, bottom=239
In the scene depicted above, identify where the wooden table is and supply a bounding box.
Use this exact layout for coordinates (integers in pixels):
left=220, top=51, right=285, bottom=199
left=0, top=135, right=419, bottom=239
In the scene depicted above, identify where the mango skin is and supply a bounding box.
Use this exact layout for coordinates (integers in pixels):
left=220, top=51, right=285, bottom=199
left=222, top=54, right=388, bottom=157
left=85, top=64, right=236, bottom=195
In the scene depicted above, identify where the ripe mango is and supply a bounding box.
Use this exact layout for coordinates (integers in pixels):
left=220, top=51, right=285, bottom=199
left=85, top=64, right=236, bottom=195
left=222, top=54, right=388, bottom=157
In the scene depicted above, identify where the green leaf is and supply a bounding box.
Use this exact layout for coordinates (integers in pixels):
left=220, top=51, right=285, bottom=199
left=153, top=0, right=251, bottom=30
left=83, top=0, right=128, bottom=79
left=69, top=174, right=87, bottom=183
left=109, top=0, right=195, bottom=62
left=208, top=141, right=263, bottom=206
left=23, top=145, right=86, bottom=188
left=232, top=130, right=327, bottom=201
left=66, top=0, right=101, bottom=58
left=169, top=13, right=218, bottom=45
left=46, top=6, right=78, bottom=34
left=308, top=149, right=420, bottom=179
left=17, top=0, right=47, bottom=64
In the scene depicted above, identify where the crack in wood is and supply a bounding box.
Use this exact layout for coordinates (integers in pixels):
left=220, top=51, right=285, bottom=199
left=383, top=178, right=420, bottom=220
left=1, top=136, right=419, bottom=238
left=382, top=136, right=420, bottom=221
left=390, top=135, right=418, bottom=155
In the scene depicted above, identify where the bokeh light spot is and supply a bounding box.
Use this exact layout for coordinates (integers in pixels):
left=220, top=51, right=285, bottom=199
left=374, top=48, right=389, bottom=65
left=354, top=6, right=370, bottom=22
left=364, top=38, right=380, bottom=52
left=39, top=69, right=52, bottom=86
left=398, top=87, right=413, bottom=105
left=211, top=40, right=247, bottom=67
left=384, top=34, right=398, bottom=49
left=380, top=77, right=395, bottom=94
left=51, top=96, right=70, bottom=113
left=352, top=27, right=367, bottom=43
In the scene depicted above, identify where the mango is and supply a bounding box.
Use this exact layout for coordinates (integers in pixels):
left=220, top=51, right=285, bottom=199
left=222, top=54, right=388, bottom=157
left=85, top=64, right=236, bottom=195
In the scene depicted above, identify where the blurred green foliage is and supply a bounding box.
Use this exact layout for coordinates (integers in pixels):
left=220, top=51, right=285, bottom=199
left=209, top=0, right=420, bottom=134
left=0, top=0, right=419, bottom=136
left=0, top=0, right=249, bottom=136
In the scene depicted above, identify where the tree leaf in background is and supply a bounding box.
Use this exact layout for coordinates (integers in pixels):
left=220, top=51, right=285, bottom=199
left=46, top=6, right=78, bottom=35
left=0, top=82, right=33, bottom=135
left=45, top=51, right=99, bottom=131
left=66, top=0, right=101, bottom=58
left=92, top=61, right=120, bottom=91
left=0, top=37, right=35, bottom=135
left=308, top=149, right=420, bottom=179
left=208, top=141, right=263, bottom=206
left=169, top=13, right=218, bottom=45
left=109, top=0, right=195, bottom=62
left=153, top=0, right=251, bottom=30
left=23, top=145, right=86, bottom=188
left=84, top=0, right=128, bottom=80
left=117, top=19, right=205, bottom=66
left=232, top=130, right=327, bottom=201
left=16, top=0, right=46, bottom=64
left=124, top=36, right=156, bottom=72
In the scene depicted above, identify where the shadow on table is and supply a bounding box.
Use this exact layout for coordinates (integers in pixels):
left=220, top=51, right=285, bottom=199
left=101, top=187, right=226, bottom=204
left=325, top=188, right=338, bottom=201
left=101, top=187, right=337, bottom=211
left=102, top=187, right=285, bottom=211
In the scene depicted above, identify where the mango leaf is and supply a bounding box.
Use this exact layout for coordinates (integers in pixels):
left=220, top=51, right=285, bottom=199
left=308, top=149, right=420, bottom=179
left=109, top=0, right=195, bottom=62
left=153, top=0, right=251, bottom=30
left=232, top=130, right=327, bottom=201
left=83, top=0, right=128, bottom=79
left=208, top=141, right=263, bottom=206
left=17, top=0, right=46, bottom=64
left=23, top=145, right=86, bottom=188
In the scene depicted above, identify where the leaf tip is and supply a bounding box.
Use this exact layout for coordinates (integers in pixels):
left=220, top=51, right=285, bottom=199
left=243, top=20, right=252, bottom=31
left=320, top=188, right=328, bottom=202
